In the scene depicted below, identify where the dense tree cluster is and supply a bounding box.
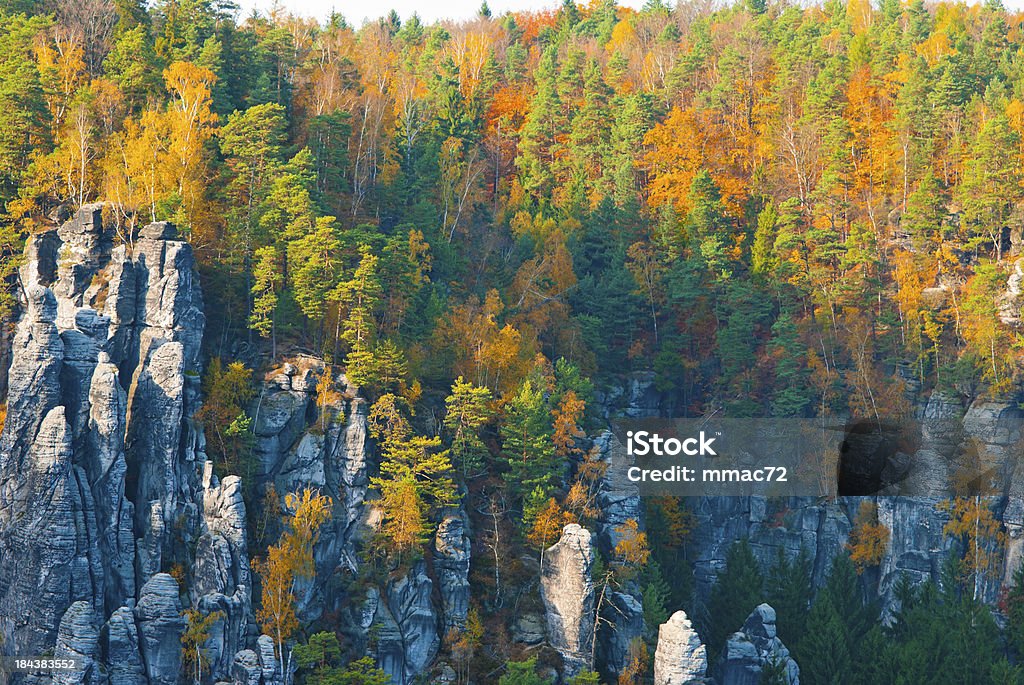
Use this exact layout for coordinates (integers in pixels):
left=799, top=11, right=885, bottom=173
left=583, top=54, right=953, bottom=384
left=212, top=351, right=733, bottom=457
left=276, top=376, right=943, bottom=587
left=3, top=0, right=1024, bottom=411
left=4, top=0, right=1024, bottom=680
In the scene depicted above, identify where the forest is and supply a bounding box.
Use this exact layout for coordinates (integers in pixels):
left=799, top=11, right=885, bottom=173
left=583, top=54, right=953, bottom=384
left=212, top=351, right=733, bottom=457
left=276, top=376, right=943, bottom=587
left=3, top=0, right=1024, bottom=681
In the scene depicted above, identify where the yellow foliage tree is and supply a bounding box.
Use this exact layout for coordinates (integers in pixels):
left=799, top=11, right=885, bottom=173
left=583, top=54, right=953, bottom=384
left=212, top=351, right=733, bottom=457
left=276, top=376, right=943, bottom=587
left=256, top=488, right=332, bottom=665
left=181, top=609, right=225, bottom=685
left=315, top=366, right=343, bottom=432
left=527, top=496, right=572, bottom=553
left=939, top=495, right=1006, bottom=601
left=377, top=474, right=428, bottom=560
left=846, top=501, right=890, bottom=574
left=552, top=389, right=586, bottom=459
left=613, top=518, right=650, bottom=573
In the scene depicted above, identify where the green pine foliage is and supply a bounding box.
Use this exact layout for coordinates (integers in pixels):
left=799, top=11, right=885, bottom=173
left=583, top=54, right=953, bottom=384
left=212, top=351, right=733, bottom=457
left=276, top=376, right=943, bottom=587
left=704, top=539, right=764, bottom=658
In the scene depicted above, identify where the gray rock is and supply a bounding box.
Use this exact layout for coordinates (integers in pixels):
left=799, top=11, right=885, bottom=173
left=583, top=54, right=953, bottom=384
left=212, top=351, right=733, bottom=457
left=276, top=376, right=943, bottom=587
left=53, top=602, right=104, bottom=685
left=719, top=604, right=798, bottom=685
left=512, top=613, right=547, bottom=645
left=0, top=209, right=212, bottom=685
left=367, top=562, right=439, bottom=685
left=104, top=605, right=146, bottom=685
left=293, top=368, right=321, bottom=393
left=654, top=610, right=707, bottom=685
left=139, top=222, right=178, bottom=240
left=434, top=511, right=471, bottom=632
left=601, top=591, right=644, bottom=677
left=257, top=634, right=282, bottom=685
left=541, top=524, right=596, bottom=678
left=231, top=649, right=262, bottom=685
left=135, top=573, right=186, bottom=685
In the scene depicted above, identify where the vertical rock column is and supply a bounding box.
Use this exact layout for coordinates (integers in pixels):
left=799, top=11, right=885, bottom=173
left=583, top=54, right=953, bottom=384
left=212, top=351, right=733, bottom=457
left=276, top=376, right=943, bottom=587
left=653, top=610, right=708, bottom=685
left=540, top=523, right=596, bottom=678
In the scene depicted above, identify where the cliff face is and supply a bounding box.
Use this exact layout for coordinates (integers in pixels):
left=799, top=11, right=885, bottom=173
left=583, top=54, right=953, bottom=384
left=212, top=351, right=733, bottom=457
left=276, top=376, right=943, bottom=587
left=686, top=392, right=1024, bottom=614
left=0, top=206, right=242, bottom=682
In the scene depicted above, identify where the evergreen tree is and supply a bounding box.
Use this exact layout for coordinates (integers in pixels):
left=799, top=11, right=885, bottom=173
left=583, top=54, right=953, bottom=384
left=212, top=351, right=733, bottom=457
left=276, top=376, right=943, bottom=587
left=704, top=539, right=764, bottom=658
left=250, top=245, right=280, bottom=352
left=764, top=547, right=813, bottom=647
left=1007, top=564, right=1024, bottom=659
left=795, top=593, right=852, bottom=685
left=443, top=376, right=494, bottom=477
left=0, top=12, right=51, bottom=210
left=500, top=378, right=557, bottom=500
left=499, top=658, right=552, bottom=685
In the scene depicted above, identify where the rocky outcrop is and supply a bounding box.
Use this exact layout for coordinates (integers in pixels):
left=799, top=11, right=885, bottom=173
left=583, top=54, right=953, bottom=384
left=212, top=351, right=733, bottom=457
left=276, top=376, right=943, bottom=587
left=434, top=510, right=471, bottom=632
left=0, top=205, right=228, bottom=684
left=195, top=466, right=252, bottom=679
left=654, top=610, right=707, bottom=685
left=541, top=523, right=596, bottom=678
left=246, top=361, right=376, bottom=628
left=363, top=562, right=439, bottom=685
left=53, top=602, right=104, bottom=685
left=719, top=604, right=799, bottom=685
left=135, top=574, right=187, bottom=685
left=591, top=430, right=645, bottom=675
left=104, top=605, right=146, bottom=685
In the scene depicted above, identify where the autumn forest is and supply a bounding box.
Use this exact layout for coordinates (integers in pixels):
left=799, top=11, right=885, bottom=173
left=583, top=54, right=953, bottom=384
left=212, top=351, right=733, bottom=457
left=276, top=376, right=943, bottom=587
left=3, top=0, right=1024, bottom=681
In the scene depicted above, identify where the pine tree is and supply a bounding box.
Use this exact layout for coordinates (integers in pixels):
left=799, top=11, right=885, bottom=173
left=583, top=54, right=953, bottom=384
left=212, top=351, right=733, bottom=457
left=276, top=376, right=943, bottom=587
left=764, top=547, right=813, bottom=648
left=499, top=658, right=552, bottom=685
left=795, top=594, right=851, bottom=685
left=335, top=246, right=383, bottom=384
left=500, top=378, right=557, bottom=500
left=640, top=561, right=671, bottom=641
left=250, top=245, right=280, bottom=353
left=0, top=12, right=51, bottom=210
left=289, top=215, right=342, bottom=325
left=444, top=376, right=494, bottom=477
left=704, top=539, right=764, bottom=658
left=768, top=313, right=811, bottom=417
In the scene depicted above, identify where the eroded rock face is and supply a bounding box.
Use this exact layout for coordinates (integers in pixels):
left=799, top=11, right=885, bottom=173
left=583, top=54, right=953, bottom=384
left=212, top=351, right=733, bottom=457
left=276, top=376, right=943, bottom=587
left=719, top=604, right=799, bottom=685
left=135, top=573, right=187, bottom=685
left=364, top=562, right=439, bottom=685
left=591, top=430, right=645, bottom=676
left=434, top=510, right=471, bottom=632
left=53, top=602, right=104, bottom=685
left=196, top=467, right=252, bottom=679
left=541, top=523, right=596, bottom=678
left=0, top=205, right=232, bottom=684
left=654, top=610, right=707, bottom=685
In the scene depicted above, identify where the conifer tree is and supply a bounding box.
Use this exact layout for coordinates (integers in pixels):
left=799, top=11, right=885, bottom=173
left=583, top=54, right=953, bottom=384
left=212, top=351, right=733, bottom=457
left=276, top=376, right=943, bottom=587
left=764, top=547, right=813, bottom=648
left=704, top=539, right=764, bottom=658
left=500, top=378, right=556, bottom=500
left=444, top=376, right=494, bottom=477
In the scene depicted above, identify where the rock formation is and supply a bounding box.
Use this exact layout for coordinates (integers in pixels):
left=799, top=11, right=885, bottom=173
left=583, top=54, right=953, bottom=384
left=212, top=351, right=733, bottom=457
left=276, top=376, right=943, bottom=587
left=719, top=604, right=799, bottom=685
left=654, top=610, right=707, bottom=685
left=434, top=509, right=471, bottom=632
left=0, top=206, right=241, bottom=683
left=592, top=429, right=646, bottom=675
left=362, top=562, right=439, bottom=685
left=540, top=523, right=596, bottom=678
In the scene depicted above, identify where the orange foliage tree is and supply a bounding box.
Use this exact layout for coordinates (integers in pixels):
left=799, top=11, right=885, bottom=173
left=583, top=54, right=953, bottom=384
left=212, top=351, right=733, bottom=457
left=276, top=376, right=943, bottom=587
left=846, top=500, right=890, bottom=574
